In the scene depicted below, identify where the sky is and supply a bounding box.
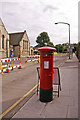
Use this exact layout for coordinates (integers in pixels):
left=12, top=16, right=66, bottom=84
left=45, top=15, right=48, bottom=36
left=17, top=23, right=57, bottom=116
left=0, top=0, right=79, bottom=46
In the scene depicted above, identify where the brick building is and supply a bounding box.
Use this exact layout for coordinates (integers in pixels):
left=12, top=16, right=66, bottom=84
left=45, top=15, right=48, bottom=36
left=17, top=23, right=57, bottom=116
left=0, top=18, right=9, bottom=58
left=9, top=30, right=30, bottom=57
left=0, top=18, right=33, bottom=58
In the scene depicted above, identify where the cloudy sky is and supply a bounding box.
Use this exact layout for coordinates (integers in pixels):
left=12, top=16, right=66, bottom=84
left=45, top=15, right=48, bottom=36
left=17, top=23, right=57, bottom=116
left=0, top=0, right=79, bottom=46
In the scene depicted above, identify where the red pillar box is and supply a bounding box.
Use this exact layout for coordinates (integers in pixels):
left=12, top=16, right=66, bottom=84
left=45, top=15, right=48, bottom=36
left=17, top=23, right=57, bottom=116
left=38, top=47, right=56, bottom=102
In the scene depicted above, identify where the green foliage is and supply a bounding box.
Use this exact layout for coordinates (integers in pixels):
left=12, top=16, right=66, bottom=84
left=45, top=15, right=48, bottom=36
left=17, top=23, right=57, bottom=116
left=34, top=51, right=39, bottom=55
left=55, top=43, right=78, bottom=53
left=55, top=44, right=64, bottom=53
left=47, top=41, right=54, bottom=47
left=36, top=32, right=54, bottom=47
left=36, top=32, right=78, bottom=53
left=72, top=43, right=78, bottom=52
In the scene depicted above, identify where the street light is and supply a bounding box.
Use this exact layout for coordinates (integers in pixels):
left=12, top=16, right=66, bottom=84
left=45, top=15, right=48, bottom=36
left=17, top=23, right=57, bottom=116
left=55, top=22, right=71, bottom=59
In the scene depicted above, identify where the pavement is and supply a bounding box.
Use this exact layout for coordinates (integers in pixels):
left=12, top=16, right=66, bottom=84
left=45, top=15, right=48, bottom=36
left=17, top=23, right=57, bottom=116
left=11, top=54, right=78, bottom=118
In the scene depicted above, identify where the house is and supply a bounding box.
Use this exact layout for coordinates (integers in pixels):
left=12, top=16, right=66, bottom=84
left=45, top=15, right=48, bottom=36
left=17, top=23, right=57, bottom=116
left=0, top=18, right=33, bottom=58
left=9, top=30, right=30, bottom=57
left=0, top=18, right=10, bottom=59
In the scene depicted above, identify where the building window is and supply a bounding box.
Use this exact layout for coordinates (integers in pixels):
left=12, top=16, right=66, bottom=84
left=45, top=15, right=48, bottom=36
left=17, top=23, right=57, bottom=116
left=25, top=41, right=27, bottom=49
left=27, top=41, right=28, bottom=50
left=2, top=35, right=4, bottom=49
left=23, top=40, right=29, bottom=50
left=25, top=41, right=28, bottom=50
left=23, top=40, right=28, bottom=50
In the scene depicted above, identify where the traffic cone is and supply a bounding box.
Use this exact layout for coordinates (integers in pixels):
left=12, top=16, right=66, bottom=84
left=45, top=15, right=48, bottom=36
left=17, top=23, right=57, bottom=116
left=6, top=63, right=10, bottom=73
left=18, top=60, right=22, bottom=69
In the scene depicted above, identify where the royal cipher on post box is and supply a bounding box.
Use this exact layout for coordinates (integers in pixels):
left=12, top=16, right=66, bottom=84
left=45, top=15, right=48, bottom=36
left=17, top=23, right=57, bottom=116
left=38, top=47, right=56, bottom=102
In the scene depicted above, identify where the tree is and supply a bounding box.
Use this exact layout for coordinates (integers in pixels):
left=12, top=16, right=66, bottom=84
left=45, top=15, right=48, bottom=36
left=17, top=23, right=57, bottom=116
left=36, top=32, right=54, bottom=47
left=47, top=41, right=54, bottom=47
left=72, top=43, right=78, bottom=53
left=55, top=44, right=66, bottom=53
left=55, top=43, right=78, bottom=53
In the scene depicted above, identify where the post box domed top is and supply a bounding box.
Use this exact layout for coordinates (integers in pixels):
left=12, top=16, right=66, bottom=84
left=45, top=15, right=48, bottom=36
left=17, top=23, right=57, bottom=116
left=38, top=47, right=56, bottom=52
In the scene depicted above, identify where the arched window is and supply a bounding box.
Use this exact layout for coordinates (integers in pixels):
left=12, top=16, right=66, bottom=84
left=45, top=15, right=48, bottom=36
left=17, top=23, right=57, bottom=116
left=2, top=35, right=4, bottom=49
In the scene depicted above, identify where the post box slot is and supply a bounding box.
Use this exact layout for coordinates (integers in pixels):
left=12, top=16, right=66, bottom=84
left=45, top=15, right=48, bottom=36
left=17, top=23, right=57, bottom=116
left=43, top=57, right=50, bottom=58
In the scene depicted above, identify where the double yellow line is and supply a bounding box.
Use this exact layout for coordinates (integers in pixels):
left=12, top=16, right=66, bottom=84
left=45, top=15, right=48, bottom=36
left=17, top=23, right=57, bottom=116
left=0, top=84, right=39, bottom=119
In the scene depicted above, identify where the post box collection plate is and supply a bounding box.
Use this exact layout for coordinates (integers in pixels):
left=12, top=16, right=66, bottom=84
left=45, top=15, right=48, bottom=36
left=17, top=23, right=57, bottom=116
left=44, top=61, right=49, bottom=69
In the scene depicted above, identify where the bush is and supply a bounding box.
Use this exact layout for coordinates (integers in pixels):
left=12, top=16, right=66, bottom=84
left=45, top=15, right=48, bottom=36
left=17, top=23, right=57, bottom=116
left=34, top=51, right=39, bottom=55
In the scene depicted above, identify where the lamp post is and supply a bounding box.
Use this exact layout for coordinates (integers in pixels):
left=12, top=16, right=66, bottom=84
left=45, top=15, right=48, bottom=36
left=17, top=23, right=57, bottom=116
left=55, top=22, right=71, bottom=59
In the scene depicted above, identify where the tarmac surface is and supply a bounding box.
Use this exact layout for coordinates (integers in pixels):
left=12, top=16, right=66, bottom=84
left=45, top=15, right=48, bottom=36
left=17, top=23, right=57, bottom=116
left=11, top=54, right=78, bottom=118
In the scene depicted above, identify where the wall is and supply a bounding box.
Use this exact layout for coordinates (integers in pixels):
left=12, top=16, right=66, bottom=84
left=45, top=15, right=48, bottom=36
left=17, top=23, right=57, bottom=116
left=20, top=32, right=30, bottom=57
left=0, top=19, right=9, bottom=59
left=13, top=46, right=19, bottom=57
left=77, top=42, right=80, bottom=62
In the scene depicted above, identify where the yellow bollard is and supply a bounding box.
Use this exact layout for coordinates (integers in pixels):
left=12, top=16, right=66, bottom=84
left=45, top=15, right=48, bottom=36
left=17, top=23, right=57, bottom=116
left=0, top=61, right=3, bottom=74
left=11, top=60, right=13, bottom=70
left=37, top=57, right=39, bottom=63
left=25, top=58, right=27, bottom=63
left=31, top=57, right=32, bottom=61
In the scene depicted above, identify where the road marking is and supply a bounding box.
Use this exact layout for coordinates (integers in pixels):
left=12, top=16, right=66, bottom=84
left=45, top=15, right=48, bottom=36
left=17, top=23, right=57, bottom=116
left=0, top=84, right=39, bottom=119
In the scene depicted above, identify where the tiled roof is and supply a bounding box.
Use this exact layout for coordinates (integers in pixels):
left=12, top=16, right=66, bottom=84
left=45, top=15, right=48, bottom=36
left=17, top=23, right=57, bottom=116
left=9, top=31, right=25, bottom=45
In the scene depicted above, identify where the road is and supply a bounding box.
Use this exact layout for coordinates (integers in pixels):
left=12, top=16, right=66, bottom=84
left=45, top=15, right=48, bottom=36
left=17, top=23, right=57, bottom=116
left=1, top=55, right=68, bottom=118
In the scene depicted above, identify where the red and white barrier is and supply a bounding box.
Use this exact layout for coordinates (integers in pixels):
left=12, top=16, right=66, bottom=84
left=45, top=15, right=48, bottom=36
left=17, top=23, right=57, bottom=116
left=0, top=58, right=22, bottom=73
left=26, top=55, right=40, bottom=62
left=1, top=58, right=12, bottom=63
left=27, top=56, right=38, bottom=58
